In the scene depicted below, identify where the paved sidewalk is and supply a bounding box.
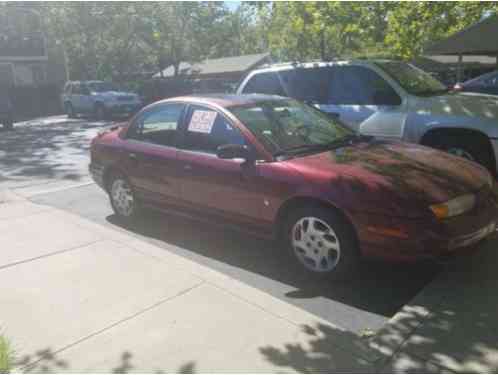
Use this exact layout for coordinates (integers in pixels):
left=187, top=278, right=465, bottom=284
left=1, top=189, right=497, bottom=372
left=0, top=191, right=375, bottom=372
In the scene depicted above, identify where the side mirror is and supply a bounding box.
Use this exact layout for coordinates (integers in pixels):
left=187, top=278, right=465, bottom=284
left=216, top=144, right=252, bottom=161
left=372, top=90, right=401, bottom=106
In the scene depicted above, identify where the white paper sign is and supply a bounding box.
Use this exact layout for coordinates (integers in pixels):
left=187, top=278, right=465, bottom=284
left=188, top=110, right=217, bottom=134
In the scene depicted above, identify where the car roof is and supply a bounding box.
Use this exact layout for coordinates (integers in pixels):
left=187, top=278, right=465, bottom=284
left=248, top=59, right=393, bottom=73
left=160, top=93, right=287, bottom=108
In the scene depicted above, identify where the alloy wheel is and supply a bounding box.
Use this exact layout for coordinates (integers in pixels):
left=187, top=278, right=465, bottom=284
left=291, top=216, right=341, bottom=273
left=111, top=178, right=134, bottom=217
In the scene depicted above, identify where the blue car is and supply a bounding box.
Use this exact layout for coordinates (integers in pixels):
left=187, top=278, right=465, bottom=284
left=62, top=80, right=142, bottom=120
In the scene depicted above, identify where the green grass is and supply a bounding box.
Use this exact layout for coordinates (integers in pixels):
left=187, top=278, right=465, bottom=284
left=0, top=335, right=12, bottom=373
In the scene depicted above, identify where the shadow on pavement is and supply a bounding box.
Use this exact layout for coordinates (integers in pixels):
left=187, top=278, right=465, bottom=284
left=0, top=120, right=109, bottom=183
left=15, top=348, right=196, bottom=373
left=106, top=210, right=441, bottom=319
left=15, top=290, right=498, bottom=372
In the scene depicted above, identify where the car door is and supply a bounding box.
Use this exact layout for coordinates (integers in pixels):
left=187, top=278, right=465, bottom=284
left=79, top=83, right=94, bottom=113
left=121, top=102, right=185, bottom=206
left=176, top=104, right=263, bottom=225
left=319, top=66, right=404, bottom=137
left=70, top=83, right=82, bottom=111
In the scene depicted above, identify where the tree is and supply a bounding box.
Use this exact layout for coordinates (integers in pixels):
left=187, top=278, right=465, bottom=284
left=136, top=2, right=227, bottom=77
left=385, top=2, right=498, bottom=59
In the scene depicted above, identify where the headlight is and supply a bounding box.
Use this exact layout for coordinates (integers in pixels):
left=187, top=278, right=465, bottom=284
left=430, top=194, right=475, bottom=219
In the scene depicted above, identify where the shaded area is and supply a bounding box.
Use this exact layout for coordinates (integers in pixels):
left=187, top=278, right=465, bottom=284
left=107, top=208, right=440, bottom=320
left=15, top=348, right=196, bottom=373
left=31, top=182, right=440, bottom=333
left=260, top=237, right=498, bottom=373
left=0, top=119, right=109, bottom=185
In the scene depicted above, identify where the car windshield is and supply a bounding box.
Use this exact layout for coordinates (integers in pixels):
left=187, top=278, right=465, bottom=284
left=88, top=82, right=120, bottom=92
left=230, top=99, right=355, bottom=155
left=376, top=61, right=448, bottom=96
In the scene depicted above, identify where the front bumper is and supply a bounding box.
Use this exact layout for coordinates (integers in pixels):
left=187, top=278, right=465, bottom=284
left=354, top=187, right=498, bottom=262
left=89, top=162, right=105, bottom=190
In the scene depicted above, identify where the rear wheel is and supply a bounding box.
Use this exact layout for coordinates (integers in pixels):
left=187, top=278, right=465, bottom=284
left=3, top=119, right=13, bottom=130
left=108, top=173, right=139, bottom=222
left=282, top=206, right=359, bottom=280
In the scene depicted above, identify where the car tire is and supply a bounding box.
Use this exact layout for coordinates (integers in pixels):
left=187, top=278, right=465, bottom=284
left=3, top=119, right=13, bottom=130
left=425, top=134, right=495, bottom=175
left=94, top=103, right=106, bottom=121
left=65, top=102, right=76, bottom=118
left=108, top=172, right=140, bottom=223
left=282, top=205, right=359, bottom=281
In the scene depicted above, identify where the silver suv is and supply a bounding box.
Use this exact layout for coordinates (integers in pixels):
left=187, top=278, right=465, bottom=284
left=62, top=81, right=142, bottom=120
left=237, top=60, right=498, bottom=175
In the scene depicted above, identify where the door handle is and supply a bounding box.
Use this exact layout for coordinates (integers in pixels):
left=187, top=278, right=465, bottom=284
left=128, top=153, right=138, bottom=161
left=183, top=164, right=192, bottom=171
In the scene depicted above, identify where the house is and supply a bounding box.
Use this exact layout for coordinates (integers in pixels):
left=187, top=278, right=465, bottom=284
left=0, top=5, right=67, bottom=117
left=152, top=53, right=271, bottom=93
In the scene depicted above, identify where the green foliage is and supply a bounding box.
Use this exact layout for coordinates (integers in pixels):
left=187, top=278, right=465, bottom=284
left=0, top=335, right=12, bottom=373
left=3, top=2, right=496, bottom=81
left=385, top=2, right=498, bottom=59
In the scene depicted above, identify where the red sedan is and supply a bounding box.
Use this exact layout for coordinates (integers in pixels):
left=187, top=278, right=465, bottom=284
left=90, top=95, right=497, bottom=279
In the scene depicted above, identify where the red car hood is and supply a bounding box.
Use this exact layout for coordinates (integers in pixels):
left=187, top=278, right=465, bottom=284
left=284, top=140, right=490, bottom=217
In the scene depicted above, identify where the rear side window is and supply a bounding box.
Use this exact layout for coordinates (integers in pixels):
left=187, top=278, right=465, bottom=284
left=128, top=103, right=184, bottom=147
left=183, top=105, right=247, bottom=154
left=288, top=67, right=331, bottom=103
left=242, top=72, right=288, bottom=96
left=329, top=66, right=400, bottom=105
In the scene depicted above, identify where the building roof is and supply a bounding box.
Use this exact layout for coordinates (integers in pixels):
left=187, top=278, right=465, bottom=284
left=412, top=55, right=497, bottom=71
left=426, top=15, right=498, bottom=55
left=153, top=53, right=270, bottom=78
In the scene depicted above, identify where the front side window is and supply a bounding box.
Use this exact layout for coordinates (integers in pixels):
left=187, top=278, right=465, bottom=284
left=128, top=103, right=184, bottom=147
left=71, top=83, right=81, bottom=95
left=376, top=61, right=447, bottom=97
left=230, top=99, right=353, bottom=154
left=183, top=105, right=247, bottom=154
left=329, top=66, right=401, bottom=105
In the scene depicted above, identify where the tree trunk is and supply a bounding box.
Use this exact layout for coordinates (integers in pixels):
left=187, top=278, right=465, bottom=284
left=320, top=28, right=326, bottom=61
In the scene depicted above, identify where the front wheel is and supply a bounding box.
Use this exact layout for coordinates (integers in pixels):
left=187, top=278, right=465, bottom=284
left=65, top=102, right=76, bottom=118
left=425, top=134, right=495, bottom=176
left=282, top=206, right=359, bottom=280
left=109, top=173, right=139, bottom=222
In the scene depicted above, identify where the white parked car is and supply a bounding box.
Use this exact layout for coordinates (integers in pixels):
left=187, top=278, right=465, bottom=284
left=62, top=80, right=142, bottom=120
left=237, top=60, right=498, bottom=175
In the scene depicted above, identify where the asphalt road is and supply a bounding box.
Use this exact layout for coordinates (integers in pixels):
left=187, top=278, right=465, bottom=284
left=2, top=116, right=441, bottom=334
